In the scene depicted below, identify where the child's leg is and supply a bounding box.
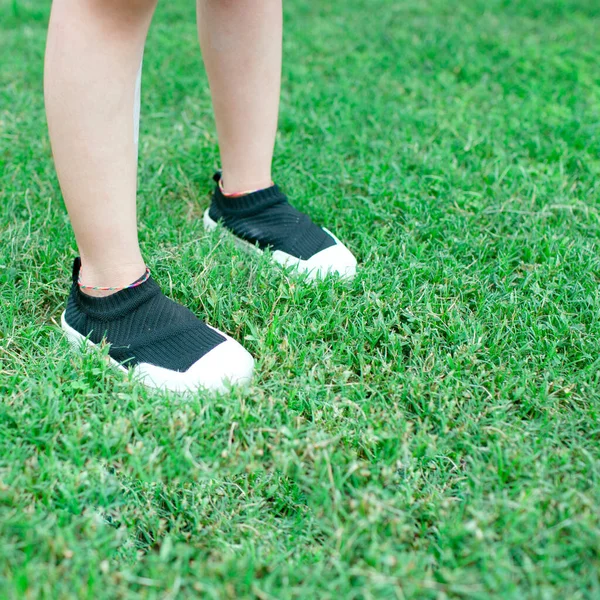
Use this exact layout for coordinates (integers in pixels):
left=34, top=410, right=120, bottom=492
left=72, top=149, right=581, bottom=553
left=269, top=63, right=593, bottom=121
left=44, top=0, right=157, bottom=290
left=197, top=0, right=357, bottom=279
left=196, top=0, right=282, bottom=194
left=45, top=0, right=254, bottom=392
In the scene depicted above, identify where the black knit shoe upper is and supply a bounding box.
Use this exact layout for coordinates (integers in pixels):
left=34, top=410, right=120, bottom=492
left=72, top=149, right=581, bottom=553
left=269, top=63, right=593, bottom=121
left=208, top=172, right=336, bottom=260
left=64, top=258, right=225, bottom=372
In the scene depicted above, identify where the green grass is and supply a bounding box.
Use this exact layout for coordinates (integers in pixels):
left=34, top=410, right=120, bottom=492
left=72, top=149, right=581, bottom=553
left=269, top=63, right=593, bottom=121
left=1, top=0, right=600, bottom=597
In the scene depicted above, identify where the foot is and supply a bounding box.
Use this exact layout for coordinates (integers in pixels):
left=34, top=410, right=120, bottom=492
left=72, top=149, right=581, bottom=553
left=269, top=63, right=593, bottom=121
left=61, top=258, right=254, bottom=393
left=203, top=172, right=357, bottom=280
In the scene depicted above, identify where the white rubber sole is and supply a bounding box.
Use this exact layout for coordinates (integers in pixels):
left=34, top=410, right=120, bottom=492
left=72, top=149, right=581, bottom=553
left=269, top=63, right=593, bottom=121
left=61, top=312, right=254, bottom=394
left=203, top=209, right=357, bottom=280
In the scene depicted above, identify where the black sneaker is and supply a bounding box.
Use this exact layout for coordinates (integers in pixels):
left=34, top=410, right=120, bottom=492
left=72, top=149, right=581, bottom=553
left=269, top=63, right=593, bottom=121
left=61, top=258, right=254, bottom=393
left=203, top=172, right=357, bottom=279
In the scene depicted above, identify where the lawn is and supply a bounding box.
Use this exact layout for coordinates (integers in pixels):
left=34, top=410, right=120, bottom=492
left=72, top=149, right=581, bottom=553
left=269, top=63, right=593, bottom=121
left=1, top=0, right=600, bottom=597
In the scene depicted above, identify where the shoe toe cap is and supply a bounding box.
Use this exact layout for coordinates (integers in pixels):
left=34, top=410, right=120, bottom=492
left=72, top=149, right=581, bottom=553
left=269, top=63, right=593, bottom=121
left=186, top=337, right=255, bottom=392
left=134, top=337, right=254, bottom=393
left=306, top=237, right=357, bottom=280
left=272, top=228, right=357, bottom=280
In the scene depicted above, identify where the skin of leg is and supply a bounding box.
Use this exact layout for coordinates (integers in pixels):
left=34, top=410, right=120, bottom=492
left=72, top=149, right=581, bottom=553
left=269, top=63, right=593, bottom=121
left=45, top=0, right=158, bottom=293
left=196, top=0, right=282, bottom=194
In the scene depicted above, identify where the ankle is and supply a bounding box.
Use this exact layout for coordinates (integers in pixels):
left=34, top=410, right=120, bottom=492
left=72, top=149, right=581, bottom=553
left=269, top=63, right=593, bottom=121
left=220, top=171, right=273, bottom=196
left=77, top=260, right=147, bottom=297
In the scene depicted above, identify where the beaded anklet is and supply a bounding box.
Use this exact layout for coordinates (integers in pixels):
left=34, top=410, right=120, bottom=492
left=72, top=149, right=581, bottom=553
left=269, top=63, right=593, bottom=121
left=78, top=267, right=151, bottom=292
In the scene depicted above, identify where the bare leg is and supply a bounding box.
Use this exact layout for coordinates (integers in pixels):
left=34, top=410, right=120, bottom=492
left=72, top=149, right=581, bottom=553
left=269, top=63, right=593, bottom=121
left=196, top=0, right=282, bottom=194
left=45, top=0, right=158, bottom=292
